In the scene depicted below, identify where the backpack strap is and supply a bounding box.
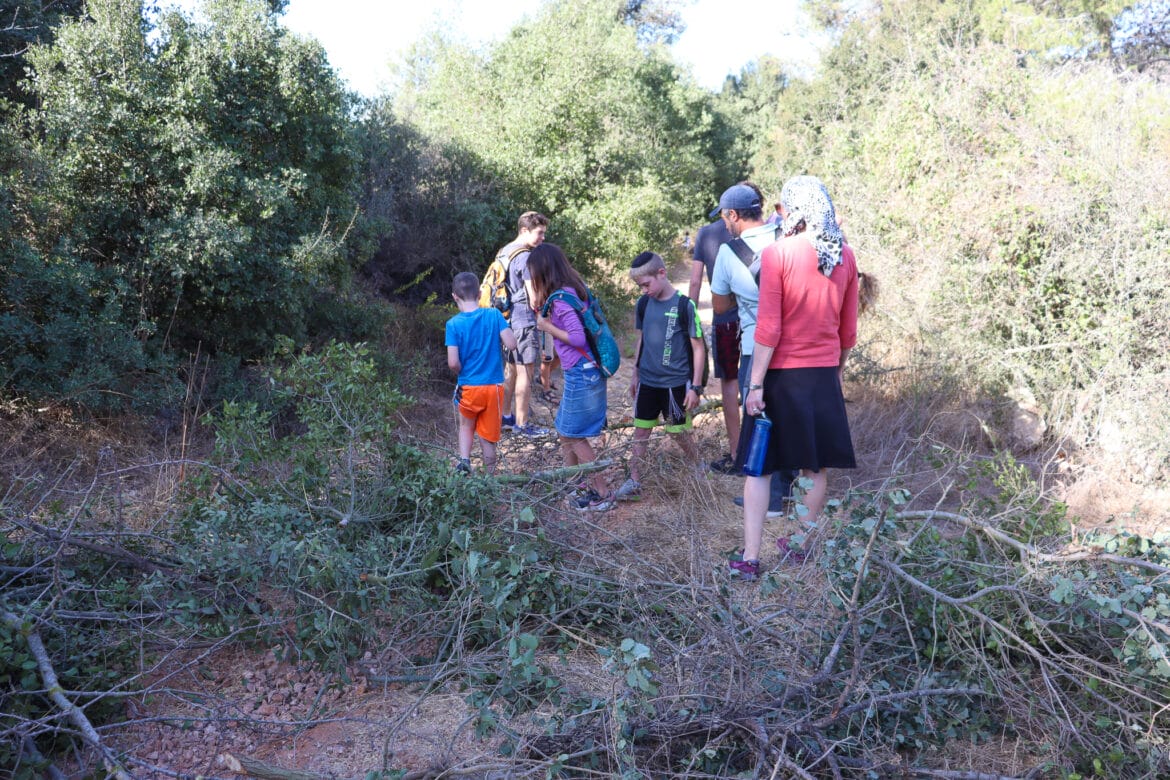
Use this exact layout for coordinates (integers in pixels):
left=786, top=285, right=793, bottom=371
left=725, top=226, right=782, bottom=287
left=499, top=245, right=529, bottom=293
left=679, top=294, right=706, bottom=389
left=634, top=294, right=649, bottom=367
left=726, top=238, right=755, bottom=268
left=541, top=288, right=583, bottom=317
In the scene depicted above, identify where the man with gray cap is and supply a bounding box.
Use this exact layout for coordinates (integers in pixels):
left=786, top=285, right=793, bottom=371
left=709, top=182, right=792, bottom=517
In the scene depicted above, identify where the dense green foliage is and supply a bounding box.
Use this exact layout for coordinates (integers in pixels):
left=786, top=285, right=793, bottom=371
left=747, top=0, right=1170, bottom=474
left=0, top=0, right=86, bottom=107
left=391, top=0, right=735, bottom=278
left=2, top=0, right=359, bottom=408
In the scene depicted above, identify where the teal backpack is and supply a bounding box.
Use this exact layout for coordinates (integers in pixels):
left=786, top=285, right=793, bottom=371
left=542, top=289, right=621, bottom=378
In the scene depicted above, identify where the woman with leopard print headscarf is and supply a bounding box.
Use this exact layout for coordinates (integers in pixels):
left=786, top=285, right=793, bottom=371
left=729, top=176, right=860, bottom=581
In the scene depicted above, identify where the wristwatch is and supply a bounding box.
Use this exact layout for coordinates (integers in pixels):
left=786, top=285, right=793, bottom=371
left=748, top=383, right=764, bottom=391
left=688, top=383, right=702, bottom=394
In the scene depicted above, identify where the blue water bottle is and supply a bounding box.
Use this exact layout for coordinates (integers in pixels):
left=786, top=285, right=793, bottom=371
left=742, top=412, right=771, bottom=477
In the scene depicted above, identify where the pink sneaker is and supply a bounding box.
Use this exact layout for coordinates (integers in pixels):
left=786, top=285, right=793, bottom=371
left=776, top=537, right=807, bottom=564
left=728, top=557, right=760, bottom=582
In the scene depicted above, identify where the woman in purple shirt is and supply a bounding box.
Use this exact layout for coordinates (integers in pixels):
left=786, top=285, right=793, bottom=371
left=529, top=244, right=614, bottom=512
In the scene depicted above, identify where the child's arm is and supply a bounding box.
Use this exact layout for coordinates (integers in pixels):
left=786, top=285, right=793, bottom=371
left=629, top=330, right=642, bottom=398
left=447, top=346, right=461, bottom=374
left=537, top=302, right=585, bottom=348
left=685, top=334, right=705, bottom=411
left=500, top=327, right=518, bottom=353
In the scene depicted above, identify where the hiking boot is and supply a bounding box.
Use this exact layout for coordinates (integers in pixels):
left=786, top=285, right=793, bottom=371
left=727, top=555, right=760, bottom=582
left=574, top=489, right=615, bottom=512
left=707, top=455, right=739, bottom=475
left=732, top=496, right=784, bottom=518
left=454, top=458, right=471, bottom=475
left=515, top=423, right=550, bottom=437
left=501, top=414, right=516, bottom=432
left=614, top=478, right=642, bottom=501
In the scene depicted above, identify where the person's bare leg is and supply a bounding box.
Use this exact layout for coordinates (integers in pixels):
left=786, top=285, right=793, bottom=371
left=722, top=378, right=741, bottom=456
left=629, top=427, right=651, bottom=483
left=503, top=362, right=517, bottom=420
left=742, top=474, right=771, bottom=561
left=515, top=363, right=535, bottom=427
left=798, top=469, right=830, bottom=546
left=481, top=438, right=498, bottom=474
left=565, top=437, right=608, bottom=496
left=560, top=436, right=580, bottom=466
left=541, top=355, right=559, bottom=392
left=457, top=413, right=476, bottom=461
left=675, top=430, right=699, bottom=465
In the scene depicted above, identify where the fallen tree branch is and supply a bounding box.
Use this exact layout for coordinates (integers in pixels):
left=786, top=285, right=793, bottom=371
left=494, top=458, right=615, bottom=484
left=6, top=515, right=178, bottom=574
left=1, top=610, right=132, bottom=780
left=221, top=753, right=324, bottom=780
left=896, top=510, right=1170, bottom=576
left=220, top=752, right=527, bottom=780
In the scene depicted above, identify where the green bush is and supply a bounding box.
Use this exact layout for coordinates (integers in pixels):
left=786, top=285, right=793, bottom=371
left=21, top=0, right=359, bottom=360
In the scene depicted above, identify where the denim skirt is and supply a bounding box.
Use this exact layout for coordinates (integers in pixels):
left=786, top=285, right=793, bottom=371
left=556, top=361, right=607, bottom=438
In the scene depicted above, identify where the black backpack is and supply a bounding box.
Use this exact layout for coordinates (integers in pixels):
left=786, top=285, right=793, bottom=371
left=634, top=293, right=708, bottom=390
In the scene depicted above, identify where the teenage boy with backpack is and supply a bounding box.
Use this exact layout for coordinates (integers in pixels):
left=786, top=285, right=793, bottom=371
left=490, top=211, right=550, bottom=437
left=616, top=252, right=706, bottom=500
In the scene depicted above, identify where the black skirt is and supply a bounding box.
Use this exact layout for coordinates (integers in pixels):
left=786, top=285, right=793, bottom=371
left=734, top=366, right=856, bottom=474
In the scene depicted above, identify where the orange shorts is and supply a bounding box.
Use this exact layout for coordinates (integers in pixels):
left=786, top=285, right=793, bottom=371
left=454, top=384, right=505, bottom=443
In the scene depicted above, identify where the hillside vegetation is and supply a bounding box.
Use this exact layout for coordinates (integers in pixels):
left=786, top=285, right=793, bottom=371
left=2, top=0, right=1169, bottom=778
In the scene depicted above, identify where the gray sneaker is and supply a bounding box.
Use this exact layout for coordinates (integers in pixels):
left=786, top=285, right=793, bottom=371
left=574, top=489, right=615, bottom=512
left=614, top=478, right=642, bottom=500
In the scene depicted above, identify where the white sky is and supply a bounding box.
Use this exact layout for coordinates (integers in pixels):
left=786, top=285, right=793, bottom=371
left=166, top=0, right=823, bottom=95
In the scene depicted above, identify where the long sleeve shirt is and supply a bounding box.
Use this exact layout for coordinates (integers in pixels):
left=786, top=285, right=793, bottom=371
left=754, top=237, right=859, bottom=370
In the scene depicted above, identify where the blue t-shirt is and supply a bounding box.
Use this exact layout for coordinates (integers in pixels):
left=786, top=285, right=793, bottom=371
left=445, top=307, right=509, bottom=386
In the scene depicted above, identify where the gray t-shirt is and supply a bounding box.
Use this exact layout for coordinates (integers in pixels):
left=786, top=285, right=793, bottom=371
left=502, top=239, right=535, bottom=327
left=635, top=292, right=701, bottom=388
